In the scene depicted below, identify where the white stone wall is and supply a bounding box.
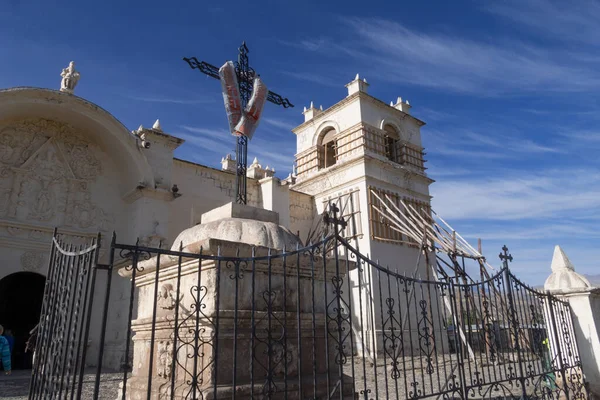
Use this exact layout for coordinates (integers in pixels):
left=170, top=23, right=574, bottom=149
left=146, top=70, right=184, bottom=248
left=288, top=188, right=315, bottom=242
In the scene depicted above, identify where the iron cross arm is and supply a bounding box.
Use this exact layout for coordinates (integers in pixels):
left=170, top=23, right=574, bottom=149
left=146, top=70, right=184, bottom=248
left=499, top=245, right=513, bottom=263
left=323, top=203, right=348, bottom=234
left=183, top=56, right=294, bottom=108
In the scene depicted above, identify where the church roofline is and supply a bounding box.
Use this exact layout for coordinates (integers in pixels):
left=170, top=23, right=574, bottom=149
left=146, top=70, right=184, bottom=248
left=0, top=86, right=137, bottom=140
left=0, top=86, right=156, bottom=190
left=292, top=91, right=425, bottom=134
left=173, top=157, right=265, bottom=182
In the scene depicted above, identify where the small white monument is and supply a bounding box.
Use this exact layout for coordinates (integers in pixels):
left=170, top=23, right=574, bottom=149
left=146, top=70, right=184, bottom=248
left=120, top=202, right=354, bottom=399
left=544, top=245, right=597, bottom=397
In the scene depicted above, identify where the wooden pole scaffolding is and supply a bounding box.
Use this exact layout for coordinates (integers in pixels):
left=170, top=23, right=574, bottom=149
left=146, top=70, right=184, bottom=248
left=368, top=188, right=536, bottom=364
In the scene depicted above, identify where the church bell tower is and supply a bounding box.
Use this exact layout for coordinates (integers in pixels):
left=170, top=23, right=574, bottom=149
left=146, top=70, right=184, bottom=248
left=291, top=73, right=434, bottom=273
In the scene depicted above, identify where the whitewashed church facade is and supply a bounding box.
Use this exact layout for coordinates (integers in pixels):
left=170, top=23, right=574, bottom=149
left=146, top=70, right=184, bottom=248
left=0, top=63, right=432, bottom=366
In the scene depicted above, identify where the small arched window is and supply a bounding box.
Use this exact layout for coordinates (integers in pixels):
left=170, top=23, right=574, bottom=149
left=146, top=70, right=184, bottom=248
left=320, top=128, right=337, bottom=169
left=383, top=125, right=399, bottom=163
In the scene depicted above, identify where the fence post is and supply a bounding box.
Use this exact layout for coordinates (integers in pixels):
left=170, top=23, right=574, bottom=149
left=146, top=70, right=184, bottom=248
left=503, top=267, right=527, bottom=399
left=93, top=232, right=117, bottom=399
left=448, top=279, right=468, bottom=399
left=547, top=295, right=570, bottom=400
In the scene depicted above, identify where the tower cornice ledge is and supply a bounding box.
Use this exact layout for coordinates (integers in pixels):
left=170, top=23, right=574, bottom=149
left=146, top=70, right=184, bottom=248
left=292, top=92, right=425, bottom=134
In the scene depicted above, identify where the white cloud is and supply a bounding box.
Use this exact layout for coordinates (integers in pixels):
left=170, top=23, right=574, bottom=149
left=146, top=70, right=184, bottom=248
left=282, top=17, right=600, bottom=95
left=347, top=17, right=600, bottom=94
left=180, top=126, right=229, bottom=138
left=263, top=117, right=295, bottom=131
left=279, top=71, right=341, bottom=88
left=484, top=0, right=600, bottom=46
left=173, top=131, right=233, bottom=156
left=461, top=223, right=600, bottom=241
left=431, top=168, right=600, bottom=221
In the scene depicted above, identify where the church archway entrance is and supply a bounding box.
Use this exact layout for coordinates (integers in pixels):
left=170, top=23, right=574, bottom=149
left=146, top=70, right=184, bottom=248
left=0, top=272, right=45, bottom=369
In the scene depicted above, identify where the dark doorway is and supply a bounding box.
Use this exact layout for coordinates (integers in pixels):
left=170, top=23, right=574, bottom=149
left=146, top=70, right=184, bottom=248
left=0, top=271, right=45, bottom=369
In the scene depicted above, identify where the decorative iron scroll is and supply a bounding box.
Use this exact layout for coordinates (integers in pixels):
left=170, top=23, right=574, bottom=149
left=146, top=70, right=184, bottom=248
left=28, top=230, right=589, bottom=400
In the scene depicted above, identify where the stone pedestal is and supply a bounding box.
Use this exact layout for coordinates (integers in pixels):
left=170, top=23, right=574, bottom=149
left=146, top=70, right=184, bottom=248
left=120, top=203, right=355, bottom=399
left=545, top=245, right=595, bottom=398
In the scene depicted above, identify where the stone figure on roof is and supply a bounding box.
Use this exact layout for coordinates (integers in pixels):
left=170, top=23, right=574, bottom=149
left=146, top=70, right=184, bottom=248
left=60, top=61, right=80, bottom=94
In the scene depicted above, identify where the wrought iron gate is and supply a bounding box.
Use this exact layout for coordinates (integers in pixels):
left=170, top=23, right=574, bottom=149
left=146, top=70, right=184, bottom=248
left=29, top=229, right=588, bottom=399
left=28, top=231, right=101, bottom=399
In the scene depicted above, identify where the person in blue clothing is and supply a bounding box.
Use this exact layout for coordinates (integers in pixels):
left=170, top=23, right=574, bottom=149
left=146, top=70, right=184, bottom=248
left=4, top=329, right=14, bottom=353
left=0, top=325, right=11, bottom=375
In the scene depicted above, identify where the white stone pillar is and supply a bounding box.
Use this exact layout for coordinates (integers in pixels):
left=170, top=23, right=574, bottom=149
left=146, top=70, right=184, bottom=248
left=259, top=176, right=291, bottom=229
left=544, top=245, right=598, bottom=396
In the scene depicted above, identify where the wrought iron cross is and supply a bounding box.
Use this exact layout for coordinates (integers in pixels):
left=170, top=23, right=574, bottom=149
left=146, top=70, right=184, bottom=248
left=323, top=203, right=347, bottom=235
left=499, top=245, right=513, bottom=266
left=183, top=42, right=294, bottom=205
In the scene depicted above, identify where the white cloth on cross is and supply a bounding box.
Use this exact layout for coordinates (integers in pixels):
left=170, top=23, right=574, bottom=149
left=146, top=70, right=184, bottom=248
left=218, top=61, right=268, bottom=140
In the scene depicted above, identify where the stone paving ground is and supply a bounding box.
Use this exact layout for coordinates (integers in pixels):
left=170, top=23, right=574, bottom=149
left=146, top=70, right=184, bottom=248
left=0, top=369, right=121, bottom=400
left=0, top=355, right=575, bottom=399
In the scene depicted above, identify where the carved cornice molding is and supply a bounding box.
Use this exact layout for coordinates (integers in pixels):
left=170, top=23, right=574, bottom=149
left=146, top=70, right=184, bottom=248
left=0, top=218, right=98, bottom=238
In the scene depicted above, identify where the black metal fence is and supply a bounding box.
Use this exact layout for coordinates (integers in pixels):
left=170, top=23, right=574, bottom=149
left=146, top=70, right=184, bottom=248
left=29, top=229, right=588, bottom=399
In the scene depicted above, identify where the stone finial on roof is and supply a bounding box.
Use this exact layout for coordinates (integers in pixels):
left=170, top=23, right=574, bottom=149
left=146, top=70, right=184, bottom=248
left=221, top=153, right=235, bottom=172
left=346, top=73, right=369, bottom=96
left=544, top=245, right=592, bottom=292
left=303, top=101, right=321, bottom=122
left=393, top=96, right=412, bottom=114
left=152, top=119, right=162, bottom=131
left=60, top=61, right=80, bottom=94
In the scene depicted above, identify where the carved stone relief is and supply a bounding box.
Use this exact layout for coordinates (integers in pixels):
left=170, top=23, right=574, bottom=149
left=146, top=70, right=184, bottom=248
left=20, top=251, right=46, bottom=272
left=0, top=118, right=113, bottom=233
left=157, top=284, right=182, bottom=311
left=157, top=340, right=173, bottom=378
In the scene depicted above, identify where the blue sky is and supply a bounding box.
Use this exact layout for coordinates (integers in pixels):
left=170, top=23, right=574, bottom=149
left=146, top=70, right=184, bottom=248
left=2, top=0, right=600, bottom=284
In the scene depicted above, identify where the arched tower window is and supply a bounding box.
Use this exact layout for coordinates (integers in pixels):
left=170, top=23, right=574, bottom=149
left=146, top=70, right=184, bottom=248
left=319, top=128, right=337, bottom=169
left=383, top=124, right=399, bottom=163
